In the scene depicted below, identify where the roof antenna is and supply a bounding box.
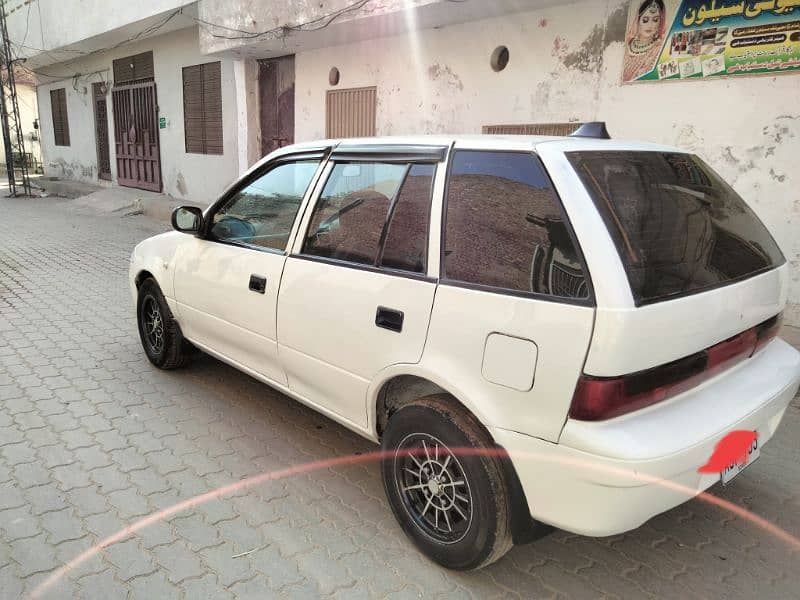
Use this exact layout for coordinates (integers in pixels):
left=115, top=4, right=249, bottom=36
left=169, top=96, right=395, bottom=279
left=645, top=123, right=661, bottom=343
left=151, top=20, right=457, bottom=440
left=570, top=122, right=611, bottom=140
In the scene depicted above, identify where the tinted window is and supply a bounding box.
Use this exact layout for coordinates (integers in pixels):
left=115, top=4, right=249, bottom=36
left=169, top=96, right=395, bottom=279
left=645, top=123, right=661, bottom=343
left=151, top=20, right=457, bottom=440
left=303, top=162, right=434, bottom=273
left=211, top=160, right=320, bottom=250
left=568, top=151, right=785, bottom=305
left=443, top=151, right=588, bottom=298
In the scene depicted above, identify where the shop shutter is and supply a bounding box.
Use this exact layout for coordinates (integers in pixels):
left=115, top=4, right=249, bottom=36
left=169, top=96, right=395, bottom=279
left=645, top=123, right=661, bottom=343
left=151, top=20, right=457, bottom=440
left=326, top=87, right=376, bottom=138
left=113, top=51, right=155, bottom=85
left=482, top=123, right=583, bottom=136
left=50, top=88, right=70, bottom=146
left=182, top=62, right=223, bottom=155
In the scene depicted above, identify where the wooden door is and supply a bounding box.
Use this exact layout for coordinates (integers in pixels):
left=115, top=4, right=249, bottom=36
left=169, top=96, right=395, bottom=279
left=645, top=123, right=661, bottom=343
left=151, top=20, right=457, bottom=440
left=111, top=81, right=161, bottom=191
left=92, top=83, right=112, bottom=181
left=259, top=56, right=295, bottom=157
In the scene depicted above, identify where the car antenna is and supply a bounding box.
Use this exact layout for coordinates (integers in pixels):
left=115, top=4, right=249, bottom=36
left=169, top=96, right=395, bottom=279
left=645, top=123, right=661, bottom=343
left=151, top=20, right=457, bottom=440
left=570, top=122, right=611, bottom=140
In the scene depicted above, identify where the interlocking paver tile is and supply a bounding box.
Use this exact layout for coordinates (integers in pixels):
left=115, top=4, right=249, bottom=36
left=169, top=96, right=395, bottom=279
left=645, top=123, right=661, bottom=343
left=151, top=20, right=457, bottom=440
left=77, top=569, right=130, bottom=600
left=0, top=505, right=41, bottom=541
left=179, top=573, right=234, bottom=599
left=104, top=538, right=157, bottom=582
left=40, top=507, right=87, bottom=545
left=171, top=514, right=221, bottom=551
left=198, top=542, right=256, bottom=587
left=1, top=197, right=799, bottom=599
left=9, top=533, right=60, bottom=578
left=152, top=542, right=207, bottom=584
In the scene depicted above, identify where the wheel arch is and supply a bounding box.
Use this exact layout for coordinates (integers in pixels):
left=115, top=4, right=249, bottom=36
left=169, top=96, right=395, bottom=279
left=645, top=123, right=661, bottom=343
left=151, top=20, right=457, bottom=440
left=134, top=269, right=155, bottom=288
left=370, top=367, right=553, bottom=545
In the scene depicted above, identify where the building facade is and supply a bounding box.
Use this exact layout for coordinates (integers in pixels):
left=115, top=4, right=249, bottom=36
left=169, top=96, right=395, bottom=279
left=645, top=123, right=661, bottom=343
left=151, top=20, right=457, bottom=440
left=5, top=0, right=800, bottom=324
left=0, top=69, right=42, bottom=177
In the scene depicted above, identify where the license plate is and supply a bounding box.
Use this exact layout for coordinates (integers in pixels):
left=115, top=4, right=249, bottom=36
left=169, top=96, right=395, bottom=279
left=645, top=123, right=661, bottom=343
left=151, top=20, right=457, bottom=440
left=721, top=433, right=760, bottom=485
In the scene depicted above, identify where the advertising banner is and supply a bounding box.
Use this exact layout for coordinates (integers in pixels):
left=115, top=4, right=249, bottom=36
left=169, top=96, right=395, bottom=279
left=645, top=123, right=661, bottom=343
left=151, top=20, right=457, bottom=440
left=622, top=0, right=800, bottom=83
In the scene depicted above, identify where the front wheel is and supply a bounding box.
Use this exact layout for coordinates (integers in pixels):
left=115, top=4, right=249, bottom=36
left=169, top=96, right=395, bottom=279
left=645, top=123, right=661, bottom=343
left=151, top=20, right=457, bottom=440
left=136, top=278, right=191, bottom=369
left=380, top=395, right=513, bottom=570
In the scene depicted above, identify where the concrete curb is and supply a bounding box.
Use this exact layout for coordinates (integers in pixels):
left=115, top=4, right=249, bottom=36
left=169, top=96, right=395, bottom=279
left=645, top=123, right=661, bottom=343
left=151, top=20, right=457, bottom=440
left=134, top=196, right=206, bottom=222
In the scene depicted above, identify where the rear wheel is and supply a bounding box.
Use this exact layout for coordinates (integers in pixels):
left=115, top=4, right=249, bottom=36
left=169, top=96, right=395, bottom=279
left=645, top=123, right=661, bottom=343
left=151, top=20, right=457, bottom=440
left=136, top=278, right=191, bottom=369
left=381, top=395, right=513, bottom=570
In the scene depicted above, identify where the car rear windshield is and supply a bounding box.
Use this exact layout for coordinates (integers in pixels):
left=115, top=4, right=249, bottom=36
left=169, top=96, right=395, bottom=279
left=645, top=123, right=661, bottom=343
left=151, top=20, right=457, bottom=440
left=567, top=151, right=784, bottom=305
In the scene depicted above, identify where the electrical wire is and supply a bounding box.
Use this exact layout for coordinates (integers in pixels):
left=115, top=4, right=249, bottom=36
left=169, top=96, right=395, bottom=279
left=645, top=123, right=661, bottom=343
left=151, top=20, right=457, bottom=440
left=10, top=0, right=472, bottom=82
left=11, top=8, right=182, bottom=80
left=188, top=0, right=373, bottom=40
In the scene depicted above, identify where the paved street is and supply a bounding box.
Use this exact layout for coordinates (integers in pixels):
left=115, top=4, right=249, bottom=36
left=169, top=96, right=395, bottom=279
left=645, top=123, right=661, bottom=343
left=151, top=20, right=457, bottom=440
left=1, top=195, right=799, bottom=600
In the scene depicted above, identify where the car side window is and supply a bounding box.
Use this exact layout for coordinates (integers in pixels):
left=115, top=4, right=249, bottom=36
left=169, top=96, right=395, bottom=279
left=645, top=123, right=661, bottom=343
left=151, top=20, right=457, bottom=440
left=443, top=151, right=589, bottom=299
left=302, top=162, right=435, bottom=273
left=211, top=160, right=320, bottom=251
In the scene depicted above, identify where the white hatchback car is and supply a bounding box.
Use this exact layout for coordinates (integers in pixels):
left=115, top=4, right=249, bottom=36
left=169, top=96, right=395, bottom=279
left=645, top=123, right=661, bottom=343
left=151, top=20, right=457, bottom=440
left=130, top=126, right=800, bottom=570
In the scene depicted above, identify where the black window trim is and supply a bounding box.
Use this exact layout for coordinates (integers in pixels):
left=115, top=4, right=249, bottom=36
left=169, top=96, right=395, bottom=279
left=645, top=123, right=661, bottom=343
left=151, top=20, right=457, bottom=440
left=296, top=157, right=438, bottom=277
left=199, top=149, right=331, bottom=255
left=331, top=144, right=448, bottom=163
left=439, top=148, right=596, bottom=307
left=375, top=163, right=412, bottom=268
left=289, top=253, right=437, bottom=283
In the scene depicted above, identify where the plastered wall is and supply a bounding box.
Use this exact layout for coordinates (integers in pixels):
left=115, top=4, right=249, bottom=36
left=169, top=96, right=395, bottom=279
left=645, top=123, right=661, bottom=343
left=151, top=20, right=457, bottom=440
left=293, top=0, right=800, bottom=324
left=35, top=27, right=240, bottom=204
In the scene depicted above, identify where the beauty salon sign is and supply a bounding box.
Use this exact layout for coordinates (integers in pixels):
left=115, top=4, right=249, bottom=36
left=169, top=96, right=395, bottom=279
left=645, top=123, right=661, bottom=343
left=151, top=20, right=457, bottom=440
left=622, top=0, right=800, bottom=83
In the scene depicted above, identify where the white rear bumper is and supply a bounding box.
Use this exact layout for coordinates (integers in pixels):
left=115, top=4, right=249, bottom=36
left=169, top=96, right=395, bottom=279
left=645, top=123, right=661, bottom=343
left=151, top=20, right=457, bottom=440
left=493, top=338, right=800, bottom=537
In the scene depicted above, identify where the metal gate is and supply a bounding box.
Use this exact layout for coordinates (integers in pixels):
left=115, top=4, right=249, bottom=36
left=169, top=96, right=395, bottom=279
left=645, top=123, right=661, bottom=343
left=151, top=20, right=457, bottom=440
left=93, top=83, right=111, bottom=181
left=111, top=81, right=161, bottom=191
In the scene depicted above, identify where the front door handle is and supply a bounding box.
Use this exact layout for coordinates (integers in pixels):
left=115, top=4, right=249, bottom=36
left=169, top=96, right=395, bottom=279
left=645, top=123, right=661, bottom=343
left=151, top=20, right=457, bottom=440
left=376, top=306, right=404, bottom=333
left=249, top=274, right=267, bottom=294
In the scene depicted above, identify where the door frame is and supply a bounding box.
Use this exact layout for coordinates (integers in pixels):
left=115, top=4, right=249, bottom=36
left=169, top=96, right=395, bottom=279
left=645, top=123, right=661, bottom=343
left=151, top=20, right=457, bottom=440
left=92, top=82, right=112, bottom=181
left=258, top=55, right=295, bottom=158
left=111, top=80, right=163, bottom=192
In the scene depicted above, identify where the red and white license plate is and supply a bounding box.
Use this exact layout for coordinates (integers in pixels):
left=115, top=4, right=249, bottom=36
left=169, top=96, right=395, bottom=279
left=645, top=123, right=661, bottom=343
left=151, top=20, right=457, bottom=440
left=721, top=433, right=760, bottom=485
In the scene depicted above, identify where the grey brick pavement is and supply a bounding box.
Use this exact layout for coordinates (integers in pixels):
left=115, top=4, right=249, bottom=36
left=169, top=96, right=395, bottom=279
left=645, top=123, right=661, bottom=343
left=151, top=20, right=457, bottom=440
left=1, top=195, right=799, bottom=599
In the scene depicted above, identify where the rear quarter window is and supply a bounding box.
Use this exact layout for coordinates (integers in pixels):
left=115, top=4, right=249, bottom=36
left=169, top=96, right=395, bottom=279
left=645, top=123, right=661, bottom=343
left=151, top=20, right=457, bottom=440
left=443, top=150, right=590, bottom=300
left=567, top=151, right=784, bottom=305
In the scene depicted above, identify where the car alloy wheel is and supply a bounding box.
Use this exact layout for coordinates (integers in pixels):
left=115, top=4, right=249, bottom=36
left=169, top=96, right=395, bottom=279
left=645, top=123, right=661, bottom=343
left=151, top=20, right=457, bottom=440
left=141, top=295, right=165, bottom=355
left=394, top=433, right=474, bottom=544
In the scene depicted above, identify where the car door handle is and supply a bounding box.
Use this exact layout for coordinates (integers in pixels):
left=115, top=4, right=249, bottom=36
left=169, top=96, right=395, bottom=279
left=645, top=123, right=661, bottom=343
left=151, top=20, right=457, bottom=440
left=376, top=306, right=404, bottom=333
left=249, top=274, right=267, bottom=294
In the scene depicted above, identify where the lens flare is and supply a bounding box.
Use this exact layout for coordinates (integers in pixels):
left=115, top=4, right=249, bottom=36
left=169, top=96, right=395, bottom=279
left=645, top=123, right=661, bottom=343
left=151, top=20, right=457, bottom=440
left=30, top=447, right=800, bottom=599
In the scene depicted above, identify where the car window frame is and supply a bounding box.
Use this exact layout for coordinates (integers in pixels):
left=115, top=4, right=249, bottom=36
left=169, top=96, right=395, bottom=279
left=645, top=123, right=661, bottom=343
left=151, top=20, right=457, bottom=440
left=291, top=149, right=444, bottom=283
left=439, top=148, right=596, bottom=307
left=199, top=149, right=330, bottom=255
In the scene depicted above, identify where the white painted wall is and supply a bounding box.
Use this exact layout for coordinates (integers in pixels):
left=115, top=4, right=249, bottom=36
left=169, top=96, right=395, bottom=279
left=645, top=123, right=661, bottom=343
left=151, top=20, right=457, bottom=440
left=0, top=83, right=42, bottom=172
left=293, top=0, right=800, bottom=324
left=4, top=0, right=193, bottom=61
left=35, top=26, right=240, bottom=204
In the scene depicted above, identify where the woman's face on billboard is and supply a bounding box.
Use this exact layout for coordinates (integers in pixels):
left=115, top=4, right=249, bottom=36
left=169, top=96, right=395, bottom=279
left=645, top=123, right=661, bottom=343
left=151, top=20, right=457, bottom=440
left=638, top=7, right=662, bottom=39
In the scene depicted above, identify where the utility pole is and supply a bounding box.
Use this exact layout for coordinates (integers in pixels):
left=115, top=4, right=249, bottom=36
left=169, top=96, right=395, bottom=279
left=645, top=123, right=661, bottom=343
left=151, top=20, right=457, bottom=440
left=0, top=0, right=31, bottom=197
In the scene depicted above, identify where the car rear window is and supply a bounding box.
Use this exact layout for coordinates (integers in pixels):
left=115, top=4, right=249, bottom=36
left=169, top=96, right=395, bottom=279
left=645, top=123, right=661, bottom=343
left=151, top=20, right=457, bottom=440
left=567, top=151, right=784, bottom=305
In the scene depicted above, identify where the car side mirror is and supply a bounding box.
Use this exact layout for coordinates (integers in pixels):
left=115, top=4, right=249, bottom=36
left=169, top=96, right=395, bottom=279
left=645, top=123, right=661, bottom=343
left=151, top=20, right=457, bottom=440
left=171, top=206, right=203, bottom=234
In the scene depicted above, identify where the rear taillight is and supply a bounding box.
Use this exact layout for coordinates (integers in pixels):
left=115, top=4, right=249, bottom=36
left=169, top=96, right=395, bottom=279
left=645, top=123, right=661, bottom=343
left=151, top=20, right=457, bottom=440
left=754, top=312, right=783, bottom=353
left=569, top=313, right=783, bottom=421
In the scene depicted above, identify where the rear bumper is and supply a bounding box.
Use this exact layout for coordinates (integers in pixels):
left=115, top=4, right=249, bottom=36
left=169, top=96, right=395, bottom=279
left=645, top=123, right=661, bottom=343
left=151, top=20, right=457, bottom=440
left=493, top=339, right=800, bottom=537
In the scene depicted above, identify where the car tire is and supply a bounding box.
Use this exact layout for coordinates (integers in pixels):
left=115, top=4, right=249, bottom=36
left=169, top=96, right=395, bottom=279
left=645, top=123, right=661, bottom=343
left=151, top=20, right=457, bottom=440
left=136, top=278, right=191, bottom=370
left=381, top=395, right=513, bottom=570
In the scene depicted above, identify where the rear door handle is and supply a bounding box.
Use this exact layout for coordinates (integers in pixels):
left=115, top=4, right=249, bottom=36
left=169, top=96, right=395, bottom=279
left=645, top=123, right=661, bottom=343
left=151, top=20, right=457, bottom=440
left=376, top=306, right=404, bottom=333
left=249, top=274, right=267, bottom=294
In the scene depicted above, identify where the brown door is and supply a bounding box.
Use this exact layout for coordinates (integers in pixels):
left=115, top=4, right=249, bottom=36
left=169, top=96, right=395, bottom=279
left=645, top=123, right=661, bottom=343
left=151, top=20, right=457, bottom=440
left=259, top=56, right=295, bottom=157
left=92, top=83, right=112, bottom=181
left=111, top=81, right=162, bottom=192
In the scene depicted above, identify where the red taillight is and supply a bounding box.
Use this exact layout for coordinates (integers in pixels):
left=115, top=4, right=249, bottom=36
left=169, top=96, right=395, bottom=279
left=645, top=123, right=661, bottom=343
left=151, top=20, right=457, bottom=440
left=706, top=328, right=756, bottom=373
left=754, top=312, right=783, bottom=353
left=569, top=313, right=783, bottom=422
